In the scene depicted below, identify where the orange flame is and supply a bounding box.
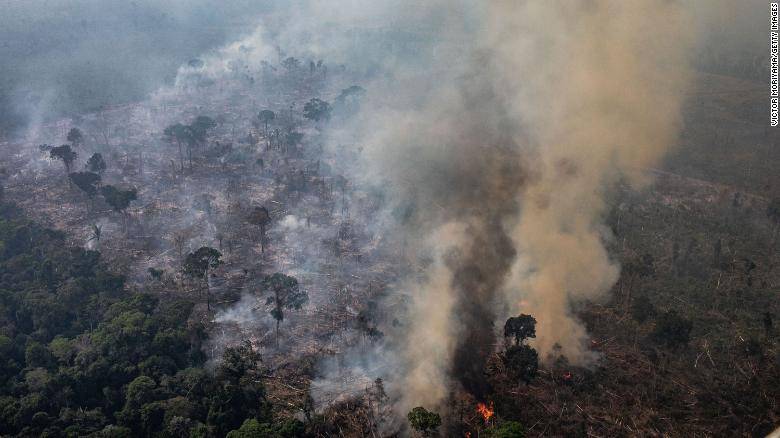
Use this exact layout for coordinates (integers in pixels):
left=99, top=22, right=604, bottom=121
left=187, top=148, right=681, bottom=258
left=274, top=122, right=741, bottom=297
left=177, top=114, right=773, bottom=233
left=476, top=401, right=494, bottom=423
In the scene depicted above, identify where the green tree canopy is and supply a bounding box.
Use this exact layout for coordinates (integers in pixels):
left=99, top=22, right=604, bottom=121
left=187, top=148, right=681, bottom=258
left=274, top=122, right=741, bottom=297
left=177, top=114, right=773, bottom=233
left=485, top=421, right=526, bottom=438
left=49, top=145, right=78, bottom=173
left=504, top=344, right=539, bottom=384
left=261, top=273, right=307, bottom=344
left=66, top=128, right=84, bottom=148
left=190, top=116, right=217, bottom=144
left=183, top=247, right=222, bottom=311
left=257, top=110, right=275, bottom=134
left=0, top=201, right=315, bottom=437
left=407, top=406, right=441, bottom=435
left=183, top=247, right=223, bottom=280
left=69, top=171, right=101, bottom=198
left=86, top=152, right=107, bottom=174
left=303, top=98, right=332, bottom=122
left=504, top=314, right=536, bottom=345
left=100, top=185, right=137, bottom=214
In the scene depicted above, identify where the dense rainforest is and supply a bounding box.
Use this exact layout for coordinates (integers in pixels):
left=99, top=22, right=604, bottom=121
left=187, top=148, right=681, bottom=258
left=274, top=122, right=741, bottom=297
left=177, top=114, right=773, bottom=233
left=0, top=201, right=308, bottom=437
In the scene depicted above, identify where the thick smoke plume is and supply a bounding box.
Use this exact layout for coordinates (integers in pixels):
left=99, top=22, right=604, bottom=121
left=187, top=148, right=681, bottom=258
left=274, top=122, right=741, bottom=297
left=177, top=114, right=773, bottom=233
left=328, top=0, right=694, bottom=414
left=493, top=0, right=693, bottom=363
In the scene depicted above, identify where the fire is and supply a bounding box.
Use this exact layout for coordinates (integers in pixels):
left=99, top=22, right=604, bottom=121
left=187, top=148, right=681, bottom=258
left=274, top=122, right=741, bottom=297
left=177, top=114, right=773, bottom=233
left=476, top=401, right=494, bottom=423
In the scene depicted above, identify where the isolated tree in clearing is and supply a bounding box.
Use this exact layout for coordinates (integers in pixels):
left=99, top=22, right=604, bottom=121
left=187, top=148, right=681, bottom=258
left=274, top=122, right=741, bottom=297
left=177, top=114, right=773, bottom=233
left=190, top=115, right=217, bottom=149
left=67, top=127, right=84, bottom=148
left=183, top=246, right=223, bottom=311
left=257, top=109, right=275, bottom=136
left=100, top=185, right=137, bottom=234
left=504, top=314, right=536, bottom=345
left=164, top=123, right=193, bottom=172
left=86, top=152, right=107, bottom=175
left=503, top=314, right=539, bottom=384
left=303, top=97, right=332, bottom=123
left=247, top=206, right=271, bottom=252
left=69, top=171, right=101, bottom=211
left=49, top=144, right=78, bottom=174
left=260, top=273, right=307, bottom=346
left=101, top=185, right=137, bottom=214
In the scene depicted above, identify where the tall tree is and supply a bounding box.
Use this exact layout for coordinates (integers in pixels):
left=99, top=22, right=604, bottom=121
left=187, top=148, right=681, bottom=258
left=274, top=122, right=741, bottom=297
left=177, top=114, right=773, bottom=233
left=504, top=314, right=536, bottom=346
left=69, top=171, right=101, bottom=210
left=284, top=131, right=304, bottom=155
left=503, top=315, right=539, bottom=384
left=247, top=206, right=271, bottom=252
left=101, top=185, right=137, bottom=214
left=257, top=110, right=275, bottom=137
left=260, top=273, right=307, bottom=346
left=183, top=247, right=222, bottom=311
left=281, top=56, right=301, bottom=73
left=190, top=116, right=217, bottom=149
left=303, top=98, right=332, bottom=123
left=86, top=153, right=107, bottom=175
left=101, top=185, right=137, bottom=233
left=49, top=145, right=78, bottom=174
left=407, top=407, right=441, bottom=436
left=66, top=128, right=84, bottom=149
left=164, top=123, right=191, bottom=172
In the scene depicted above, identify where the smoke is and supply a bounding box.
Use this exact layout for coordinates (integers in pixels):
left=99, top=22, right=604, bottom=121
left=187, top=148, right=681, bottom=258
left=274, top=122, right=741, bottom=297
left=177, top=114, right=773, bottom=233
left=399, top=223, right=470, bottom=410
left=493, top=0, right=694, bottom=363
left=0, top=0, right=276, bottom=137
left=311, top=0, right=695, bottom=414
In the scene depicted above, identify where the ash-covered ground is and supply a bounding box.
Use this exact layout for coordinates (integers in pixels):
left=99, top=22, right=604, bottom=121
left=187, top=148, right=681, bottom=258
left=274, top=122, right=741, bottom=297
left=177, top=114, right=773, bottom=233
left=0, top=45, right=406, bottom=419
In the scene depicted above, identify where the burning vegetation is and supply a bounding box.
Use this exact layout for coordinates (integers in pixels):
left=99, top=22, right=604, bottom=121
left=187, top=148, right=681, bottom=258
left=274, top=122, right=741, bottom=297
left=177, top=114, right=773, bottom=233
left=476, top=402, right=494, bottom=424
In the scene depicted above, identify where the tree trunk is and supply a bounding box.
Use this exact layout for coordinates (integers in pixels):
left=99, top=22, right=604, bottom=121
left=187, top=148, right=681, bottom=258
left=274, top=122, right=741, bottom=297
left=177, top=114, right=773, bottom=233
left=275, top=292, right=281, bottom=347
left=177, top=141, right=184, bottom=172
left=205, top=274, right=210, bottom=311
